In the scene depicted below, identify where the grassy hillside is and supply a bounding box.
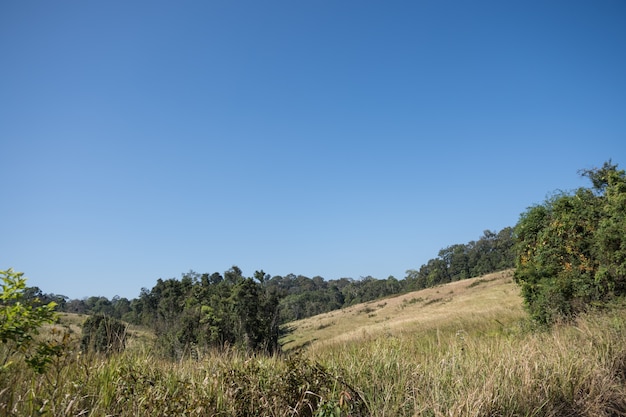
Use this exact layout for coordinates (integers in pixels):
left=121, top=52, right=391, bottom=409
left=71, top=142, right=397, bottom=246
left=282, top=269, right=523, bottom=350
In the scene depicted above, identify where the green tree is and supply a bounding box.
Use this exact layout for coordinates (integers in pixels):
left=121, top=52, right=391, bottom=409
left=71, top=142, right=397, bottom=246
left=0, top=269, right=60, bottom=373
left=514, top=161, right=626, bottom=324
left=231, top=276, right=281, bottom=353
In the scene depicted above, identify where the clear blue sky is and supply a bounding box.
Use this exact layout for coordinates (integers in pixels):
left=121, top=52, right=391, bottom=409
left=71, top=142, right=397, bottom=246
left=1, top=1, right=624, bottom=300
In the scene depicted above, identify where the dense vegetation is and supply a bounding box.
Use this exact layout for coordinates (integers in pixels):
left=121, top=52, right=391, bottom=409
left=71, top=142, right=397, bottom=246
left=515, top=161, right=626, bottom=324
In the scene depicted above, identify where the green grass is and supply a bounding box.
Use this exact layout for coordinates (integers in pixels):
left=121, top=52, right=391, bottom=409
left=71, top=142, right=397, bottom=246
left=2, top=270, right=626, bottom=416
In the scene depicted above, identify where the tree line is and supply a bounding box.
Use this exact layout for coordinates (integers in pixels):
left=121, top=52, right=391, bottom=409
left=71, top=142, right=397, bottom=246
left=23, top=228, right=515, bottom=357
left=405, top=228, right=515, bottom=290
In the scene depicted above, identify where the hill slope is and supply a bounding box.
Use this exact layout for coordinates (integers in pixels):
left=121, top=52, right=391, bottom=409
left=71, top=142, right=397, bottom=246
left=281, top=269, right=523, bottom=350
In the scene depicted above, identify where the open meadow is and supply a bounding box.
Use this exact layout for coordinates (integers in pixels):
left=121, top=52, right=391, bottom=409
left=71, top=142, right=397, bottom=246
left=2, top=270, right=626, bottom=416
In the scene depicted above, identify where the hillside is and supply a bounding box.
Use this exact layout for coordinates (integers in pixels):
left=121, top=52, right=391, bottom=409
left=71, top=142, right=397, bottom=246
left=281, top=269, right=523, bottom=350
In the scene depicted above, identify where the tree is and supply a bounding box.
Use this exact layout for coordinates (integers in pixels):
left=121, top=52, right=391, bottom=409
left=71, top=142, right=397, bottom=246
left=592, top=163, right=626, bottom=296
left=0, top=269, right=60, bottom=373
left=514, top=161, right=626, bottom=324
left=578, top=159, right=619, bottom=194
left=440, top=244, right=470, bottom=280
left=231, top=277, right=281, bottom=353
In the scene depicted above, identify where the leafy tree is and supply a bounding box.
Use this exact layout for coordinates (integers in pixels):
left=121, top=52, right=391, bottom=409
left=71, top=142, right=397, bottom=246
left=514, top=161, right=626, bottom=324
left=64, top=298, right=88, bottom=314
left=589, top=162, right=626, bottom=295
left=231, top=274, right=281, bottom=353
left=0, top=269, right=60, bottom=373
left=85, top=296, right=114, bottom=316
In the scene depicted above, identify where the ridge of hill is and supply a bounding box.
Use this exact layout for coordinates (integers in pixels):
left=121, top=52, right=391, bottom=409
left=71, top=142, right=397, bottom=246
left=281, top=269, right=523, bottom=350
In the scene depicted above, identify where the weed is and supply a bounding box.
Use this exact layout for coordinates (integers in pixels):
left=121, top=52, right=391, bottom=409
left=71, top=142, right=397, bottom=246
left=423, top=297, right=444, bottom=306
left=401, top=297, right=423, bottom=309
left=467, top=277, right=497, bottom=288
left=357, top=306, right=375, bottom=314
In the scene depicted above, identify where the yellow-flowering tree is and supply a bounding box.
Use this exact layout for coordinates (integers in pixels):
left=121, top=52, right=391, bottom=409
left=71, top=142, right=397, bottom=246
left=514, top=161, right=626, bottom=324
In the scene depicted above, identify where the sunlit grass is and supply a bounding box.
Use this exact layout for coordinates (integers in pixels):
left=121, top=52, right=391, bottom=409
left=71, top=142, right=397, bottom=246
left=308, top=308, right=626, bottom=416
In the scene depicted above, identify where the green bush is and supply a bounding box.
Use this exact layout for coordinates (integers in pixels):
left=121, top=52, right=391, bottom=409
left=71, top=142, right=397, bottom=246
left=81, top=314, right=127, bottom=354
left=514, top=161, right=626, bottom=324
left=0, top=268, right=59, bottom=373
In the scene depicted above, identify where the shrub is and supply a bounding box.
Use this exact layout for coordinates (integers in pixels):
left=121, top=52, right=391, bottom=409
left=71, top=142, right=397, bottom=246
left=81, top=314, right=127, bottom=354
left=514, top=161, right=626, bottom=324
left=0, top=268, right=59, bottom=373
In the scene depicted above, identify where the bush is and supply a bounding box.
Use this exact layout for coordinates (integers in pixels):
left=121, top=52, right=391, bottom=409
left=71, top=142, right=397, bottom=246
left=514, top=161, right=626, bottom=324
left=81, top=314, right=127, bottom=354
left=0, top=268, right=60, bottom=373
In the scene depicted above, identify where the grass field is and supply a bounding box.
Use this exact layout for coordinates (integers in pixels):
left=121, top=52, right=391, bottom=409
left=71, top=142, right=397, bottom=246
left=2, top=270, right=626, bottom=416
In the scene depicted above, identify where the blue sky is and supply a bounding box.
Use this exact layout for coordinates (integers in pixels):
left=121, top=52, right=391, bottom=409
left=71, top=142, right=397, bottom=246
left=1, top=1, right=624, bottom=299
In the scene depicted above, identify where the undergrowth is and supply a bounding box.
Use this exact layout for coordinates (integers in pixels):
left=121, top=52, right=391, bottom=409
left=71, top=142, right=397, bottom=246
left=1, top=308, right=626, bottom=416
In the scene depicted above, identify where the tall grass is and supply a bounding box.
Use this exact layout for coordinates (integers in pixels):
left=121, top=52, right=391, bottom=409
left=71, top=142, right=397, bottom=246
left=1, top=307, right=625, bottom=416
left=309, top=309, right=626, bottom=416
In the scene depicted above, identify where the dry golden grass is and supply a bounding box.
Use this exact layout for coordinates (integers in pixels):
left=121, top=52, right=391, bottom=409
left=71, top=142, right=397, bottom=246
left=282, top=269, right=523, bottom=350
left=302, top=291, right=626, bottom=416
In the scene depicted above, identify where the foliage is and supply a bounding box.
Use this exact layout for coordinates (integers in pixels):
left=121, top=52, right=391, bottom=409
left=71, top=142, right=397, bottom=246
left=0, top=268, right=60, bottom=373
left=127, top=268, right=283, bottom=358
left=514, top=161, right=626, bottom=324
left=81, top=314, right=127, bottom=354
